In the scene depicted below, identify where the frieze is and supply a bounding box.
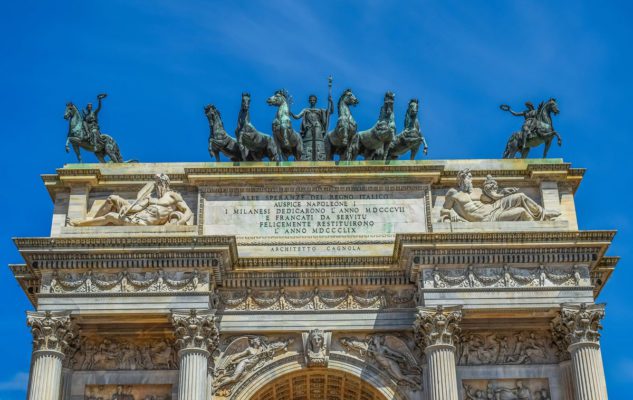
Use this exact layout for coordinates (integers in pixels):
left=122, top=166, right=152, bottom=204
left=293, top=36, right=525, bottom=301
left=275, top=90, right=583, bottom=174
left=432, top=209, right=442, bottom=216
left=70, top=337, right=177, bottom=370
left=215, top=286, right=415, bottom=311
left=462, top=378, right=550, bottom=400
left=457, top=329, right=558, bottom=365
left=44, top=269, right=208, bottom=294
left=423, top=265, right=588, bottom=289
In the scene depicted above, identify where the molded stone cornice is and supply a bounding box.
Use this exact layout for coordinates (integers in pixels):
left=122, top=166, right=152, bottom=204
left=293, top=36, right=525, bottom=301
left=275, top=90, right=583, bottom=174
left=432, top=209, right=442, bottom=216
left=26, top=311, right=77, bottom=355
left=414, top=305, right=463, bottom=348
left=170, top=309, right=219, bottom=353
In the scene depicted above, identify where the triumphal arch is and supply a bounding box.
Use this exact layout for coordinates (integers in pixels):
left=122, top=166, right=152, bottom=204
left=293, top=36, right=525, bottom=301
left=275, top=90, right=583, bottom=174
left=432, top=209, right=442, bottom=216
left=11, top=158, right=617, bottom=400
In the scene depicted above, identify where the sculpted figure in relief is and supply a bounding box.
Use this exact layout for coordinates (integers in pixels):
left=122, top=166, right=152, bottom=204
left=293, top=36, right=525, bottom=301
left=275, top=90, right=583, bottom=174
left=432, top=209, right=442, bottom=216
left=340, top=334, right=421, bottom=389
left=440, top=169, right=560, bottom=222
left=213, top=336, right=293, bottom=393
left=69, top=174, right=193, bottom=226
left=303, top=328, right=330, bottom=367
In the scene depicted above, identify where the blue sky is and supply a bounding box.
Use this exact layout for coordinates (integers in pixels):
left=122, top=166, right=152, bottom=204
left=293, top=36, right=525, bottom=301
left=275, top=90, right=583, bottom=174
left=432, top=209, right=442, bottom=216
left=1, top=0, right=632, bottom=398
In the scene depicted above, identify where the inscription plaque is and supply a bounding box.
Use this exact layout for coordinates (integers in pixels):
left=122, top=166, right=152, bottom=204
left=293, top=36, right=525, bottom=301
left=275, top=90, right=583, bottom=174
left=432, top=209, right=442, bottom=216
left=202, top=184, right=430, bottom=256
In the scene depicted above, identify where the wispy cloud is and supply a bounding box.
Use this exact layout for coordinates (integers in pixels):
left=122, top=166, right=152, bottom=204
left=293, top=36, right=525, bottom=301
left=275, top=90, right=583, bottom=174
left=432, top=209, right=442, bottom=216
left=0, top=372, right=28, bottom=391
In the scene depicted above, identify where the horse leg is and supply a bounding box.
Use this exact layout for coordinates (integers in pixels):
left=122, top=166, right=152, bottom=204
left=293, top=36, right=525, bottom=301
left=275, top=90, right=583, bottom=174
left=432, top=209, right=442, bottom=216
left=410, top=145, right=419, bottom=160
left=543, top=138, right=553, bottom=158
left=95, top=152, right=107, bottom=163
left=521, top=147, right=530, bottom=159
left=295, top=135, right=304, bottom=161
left=325, top=138, right=333, bottom=161
left=72, top=143, right=82, bottom=163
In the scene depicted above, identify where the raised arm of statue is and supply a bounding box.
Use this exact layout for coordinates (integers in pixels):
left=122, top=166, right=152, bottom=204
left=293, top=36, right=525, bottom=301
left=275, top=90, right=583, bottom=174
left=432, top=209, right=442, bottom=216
left=95, top=93, right=107, bottom=115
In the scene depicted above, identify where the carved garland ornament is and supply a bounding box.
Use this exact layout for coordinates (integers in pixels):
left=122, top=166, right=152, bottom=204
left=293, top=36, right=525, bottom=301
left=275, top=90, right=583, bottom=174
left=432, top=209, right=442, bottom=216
left=424, top=265, right=587, bottom=289
left=213, top=286, right=415, bottom=311
left=46, top=269, right=208, bottom=294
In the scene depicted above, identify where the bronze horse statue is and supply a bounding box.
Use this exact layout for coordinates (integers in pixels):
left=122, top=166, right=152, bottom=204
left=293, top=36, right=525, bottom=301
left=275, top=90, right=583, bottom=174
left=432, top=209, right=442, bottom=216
left=350, top=91, right=396, bottom=160
left=502, top=98, right=562, bottom=158
left=266, top=89, right=303, bottom=161
left=325, top=88, right=359, bottom=160
left=387, top=98, right=428, bottom=160
left=205, top=104, right=242, bottom=162
left=236, top=92, right=279, bottom=161
left=64, top=102, right=125, bottom=163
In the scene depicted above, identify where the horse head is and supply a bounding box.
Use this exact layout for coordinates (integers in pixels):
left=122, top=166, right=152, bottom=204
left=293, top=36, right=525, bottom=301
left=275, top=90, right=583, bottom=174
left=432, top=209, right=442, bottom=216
left=339, top=88, right=359, bottom=107
left=380, top=91, right=395, bottom=120
left=266, top=89, right=291, bottom=108
left=64, top=102, right=78, bottom=121
left=404, top=99, right=419, bottom=129
left=204, top=104, right=224, bottom=134
left=240, top=92, right=251, bottom=111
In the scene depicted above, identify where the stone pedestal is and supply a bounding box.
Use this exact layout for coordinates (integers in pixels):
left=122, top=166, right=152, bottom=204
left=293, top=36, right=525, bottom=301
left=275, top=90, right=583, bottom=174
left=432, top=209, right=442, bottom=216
left=171, top=309, right=219, bottom=400
left=414, top=306, right=462, bottom=400
left=26, top=311, right=76, bottom=400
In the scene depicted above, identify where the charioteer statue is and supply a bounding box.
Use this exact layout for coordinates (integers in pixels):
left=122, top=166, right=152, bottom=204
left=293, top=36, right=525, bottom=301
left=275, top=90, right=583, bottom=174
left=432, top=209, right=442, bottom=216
left=292, top=77, right=334, bottom=161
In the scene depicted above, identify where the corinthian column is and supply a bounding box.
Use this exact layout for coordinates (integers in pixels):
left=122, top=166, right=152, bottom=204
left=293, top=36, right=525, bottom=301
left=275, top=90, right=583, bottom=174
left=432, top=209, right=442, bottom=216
left=414, top=306, right=462, bottom=400
left=552, top=303, right=608, bottom=400
left=26, top=311, right=77, bottom=400
left=171, top=309, right=219, bottom=400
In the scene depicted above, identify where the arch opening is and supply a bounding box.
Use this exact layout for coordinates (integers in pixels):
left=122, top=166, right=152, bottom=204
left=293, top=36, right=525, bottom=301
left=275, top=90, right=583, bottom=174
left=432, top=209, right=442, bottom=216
left=249, top=369, right=388, bottom=400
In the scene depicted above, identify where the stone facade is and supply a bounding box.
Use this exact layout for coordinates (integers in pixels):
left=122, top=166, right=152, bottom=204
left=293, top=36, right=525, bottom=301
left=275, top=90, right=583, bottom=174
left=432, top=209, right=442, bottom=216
left=11, top=159, right=618, bottom=400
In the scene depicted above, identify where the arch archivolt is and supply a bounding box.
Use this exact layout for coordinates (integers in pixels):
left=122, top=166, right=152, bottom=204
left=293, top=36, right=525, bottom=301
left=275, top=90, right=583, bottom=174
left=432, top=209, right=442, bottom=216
left=228, top=353, right=410, bottom=400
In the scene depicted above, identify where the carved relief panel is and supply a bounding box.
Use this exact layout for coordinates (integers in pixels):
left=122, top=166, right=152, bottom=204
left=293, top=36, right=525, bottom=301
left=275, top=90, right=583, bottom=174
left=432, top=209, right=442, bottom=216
left=457, top=329, right=559, bottom=365
left=70, top=337, right=177, bottom=371
left=462, top=378, right=550, bottom=400
left=85, top=384, right=173, bottom=400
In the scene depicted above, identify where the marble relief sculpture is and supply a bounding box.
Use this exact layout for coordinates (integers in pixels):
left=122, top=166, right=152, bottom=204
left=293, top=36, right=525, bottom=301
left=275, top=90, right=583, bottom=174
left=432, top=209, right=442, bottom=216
left=440, top=170, right=560, bottom=222
left=69, top=173, right=193, bottom=226
left=457, top=330, right=558, bottom=365
left=463, top=379, right=550, bottom=400
left=303, top=328, right=331, bottom=367
left=340, top=334, right=421, bottom=389
left=213, top=336, right=293, bottom=394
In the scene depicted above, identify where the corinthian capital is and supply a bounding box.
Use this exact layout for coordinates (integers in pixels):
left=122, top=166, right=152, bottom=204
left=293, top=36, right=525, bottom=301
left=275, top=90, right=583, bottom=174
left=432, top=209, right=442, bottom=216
left=553, top=303, right=605, bottom=348
left=414, top=305, right=462, bottom=348
left=26, top=311, right=77, bottom=355
left=170, top=309, right=219, bottom=353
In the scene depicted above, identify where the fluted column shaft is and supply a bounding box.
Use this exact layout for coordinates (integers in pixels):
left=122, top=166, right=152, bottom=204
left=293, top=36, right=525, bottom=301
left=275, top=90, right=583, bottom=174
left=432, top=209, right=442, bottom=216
left=414, top=306, right=462, bottom=400
left=26, top=311, right=76, bottom=400
left=558, top=360, right=574, bottom=400
left=425, top=344, right=459, bottom=400
left=552, top=303, right=608, bottom=400
left=171, top=309, right=219, bottom=400
left=569, top=342, right=608, bottom=400
left=28, top=350, right=64, bottom=400
left=178, top=348, right=210, bottom=400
